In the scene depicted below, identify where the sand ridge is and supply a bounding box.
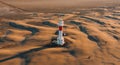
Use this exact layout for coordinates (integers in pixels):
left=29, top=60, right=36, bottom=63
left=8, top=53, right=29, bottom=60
left=0, top=1, right=120, bottom=65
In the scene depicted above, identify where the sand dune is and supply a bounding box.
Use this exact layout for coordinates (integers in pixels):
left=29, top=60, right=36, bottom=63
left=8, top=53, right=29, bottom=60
left=0, top=0, right=120, bottom=65
left=0, top=0, right=120, bottom=12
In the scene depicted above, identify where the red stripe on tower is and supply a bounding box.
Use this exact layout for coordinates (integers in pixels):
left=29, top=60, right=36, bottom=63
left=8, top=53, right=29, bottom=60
left=59, top=26, right=62, bottom=31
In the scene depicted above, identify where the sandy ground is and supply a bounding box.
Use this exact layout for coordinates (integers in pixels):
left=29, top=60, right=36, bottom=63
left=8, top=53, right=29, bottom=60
left=0, top=0, right=120, bottom=65
left=0, top=0, right=120, bottom=12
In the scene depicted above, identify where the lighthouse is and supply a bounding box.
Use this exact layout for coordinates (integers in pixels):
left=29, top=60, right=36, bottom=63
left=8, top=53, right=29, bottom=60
left=57, top=18, right=65, bottom=45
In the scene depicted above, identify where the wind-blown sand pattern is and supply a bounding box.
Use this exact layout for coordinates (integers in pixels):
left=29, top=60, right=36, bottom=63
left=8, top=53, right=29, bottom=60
left=0, top=0, right=120, bottom=65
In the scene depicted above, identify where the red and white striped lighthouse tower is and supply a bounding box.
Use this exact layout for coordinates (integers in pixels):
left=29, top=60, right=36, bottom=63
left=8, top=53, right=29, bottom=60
left=57, top=18, right=65, bottom=45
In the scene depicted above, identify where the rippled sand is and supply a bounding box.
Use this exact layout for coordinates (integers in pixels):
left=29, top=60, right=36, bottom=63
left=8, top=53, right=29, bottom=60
left=0, top=0, right=120, bottom=65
